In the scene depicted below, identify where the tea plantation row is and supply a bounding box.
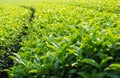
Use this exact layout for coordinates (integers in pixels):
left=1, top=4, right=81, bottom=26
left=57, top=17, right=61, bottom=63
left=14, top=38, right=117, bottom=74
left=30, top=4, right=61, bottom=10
left=0, top=0, right=120, bottom=78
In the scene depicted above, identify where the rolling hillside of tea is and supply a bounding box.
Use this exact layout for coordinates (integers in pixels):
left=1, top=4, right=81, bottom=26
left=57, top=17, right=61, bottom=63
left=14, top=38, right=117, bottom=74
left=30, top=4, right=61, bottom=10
left=0, top=0, right=120, bottom=78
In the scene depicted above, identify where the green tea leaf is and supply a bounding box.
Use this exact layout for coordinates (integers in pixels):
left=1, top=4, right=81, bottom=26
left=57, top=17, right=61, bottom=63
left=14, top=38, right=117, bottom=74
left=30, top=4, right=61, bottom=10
left=100, top=56, right=113, bottom=68
left=51, top=42, right=61, bottom=49
left=12, top=53, right=26, bottom=66
left=81, top=58, right=99, bottom=68
left=28, top=70, right=38, bottom=74
left=54, top=59, right=60, bottom=71
left=105, top=63, right=120, bottom=72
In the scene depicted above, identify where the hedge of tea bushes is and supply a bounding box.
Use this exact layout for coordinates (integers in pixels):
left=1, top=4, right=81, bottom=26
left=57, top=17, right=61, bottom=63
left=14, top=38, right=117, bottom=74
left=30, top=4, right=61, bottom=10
left=0, top=6, right=31, bottom=76
left=3, top=0, right=120, bottom=78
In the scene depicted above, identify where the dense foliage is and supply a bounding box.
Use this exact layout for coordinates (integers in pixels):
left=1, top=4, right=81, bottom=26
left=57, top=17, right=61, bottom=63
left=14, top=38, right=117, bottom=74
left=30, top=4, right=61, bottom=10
left=0, top=0, right=120, bottom=78
left=0, top=5, right=31, bottom=77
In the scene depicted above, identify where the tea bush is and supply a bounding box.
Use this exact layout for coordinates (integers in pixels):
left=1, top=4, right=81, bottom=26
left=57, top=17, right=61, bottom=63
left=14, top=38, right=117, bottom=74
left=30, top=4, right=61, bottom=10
left=0, top=5, right=31, bottom=77
left=0, top=0, right=120, bottom=78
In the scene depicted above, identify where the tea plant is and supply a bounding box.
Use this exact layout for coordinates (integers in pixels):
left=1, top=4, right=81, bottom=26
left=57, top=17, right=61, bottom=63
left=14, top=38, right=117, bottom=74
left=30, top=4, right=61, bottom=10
left=0, top=5, right=31, bottom=77
left=0, top=0, right=120, bottom=78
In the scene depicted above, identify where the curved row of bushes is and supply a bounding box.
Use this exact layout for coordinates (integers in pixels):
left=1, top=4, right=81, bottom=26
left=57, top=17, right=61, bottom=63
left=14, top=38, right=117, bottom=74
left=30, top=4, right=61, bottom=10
left=0, top=5, right=31, bottom=77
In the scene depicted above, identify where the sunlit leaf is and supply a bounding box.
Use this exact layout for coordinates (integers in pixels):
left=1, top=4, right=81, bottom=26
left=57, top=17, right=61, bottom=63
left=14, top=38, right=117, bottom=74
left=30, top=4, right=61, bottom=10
left=100, top=56, right=113, bottom=68
left=81, top=58, right=99, bottom=68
